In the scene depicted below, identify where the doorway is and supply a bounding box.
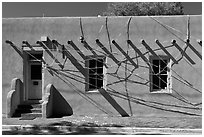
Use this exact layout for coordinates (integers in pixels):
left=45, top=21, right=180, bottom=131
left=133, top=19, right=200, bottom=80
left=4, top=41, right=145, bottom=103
left=26, top=52, right=43, bottom=100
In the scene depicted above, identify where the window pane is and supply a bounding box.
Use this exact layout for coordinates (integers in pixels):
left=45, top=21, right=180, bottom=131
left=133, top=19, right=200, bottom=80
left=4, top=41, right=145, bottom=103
left=96, top=75, right=103, bottom=88
left=88, top=57, right=105, bottom=90
left=89, top=59, right=96, bottom=68
left=160, top=60, right=168, bottom=74
left=31, top=65, right=42, bottom=80
left=89, top=68, right=97, bottom=74
left=29, top=53, right=42, bottom=60
left=98, top=59, right=104, bottom=67
left=97, top=59, right=103, bottom=74
left=97, top=67, right=103, bottom=74
left=152, top=60, right=159, bottom=74
left=153, top=75, right=160, bottom=89
left=160, top=75, right=167, bottom=89
left=89, top=75, right=96, bottom=89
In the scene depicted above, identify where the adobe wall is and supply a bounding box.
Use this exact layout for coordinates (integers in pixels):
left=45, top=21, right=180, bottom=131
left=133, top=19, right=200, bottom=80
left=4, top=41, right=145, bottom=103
left=2, top=15, right=202, bottom=116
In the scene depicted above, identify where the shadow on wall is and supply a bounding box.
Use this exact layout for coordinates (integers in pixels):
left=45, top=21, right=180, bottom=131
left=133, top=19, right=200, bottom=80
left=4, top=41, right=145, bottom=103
left=44, top=84, right=73, bottom=118
left=51, top=87, right=73, bottom=118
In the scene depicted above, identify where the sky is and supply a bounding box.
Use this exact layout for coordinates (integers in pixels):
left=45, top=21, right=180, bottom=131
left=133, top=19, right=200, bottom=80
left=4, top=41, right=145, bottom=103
left=2, top=2, right=202, bottom=18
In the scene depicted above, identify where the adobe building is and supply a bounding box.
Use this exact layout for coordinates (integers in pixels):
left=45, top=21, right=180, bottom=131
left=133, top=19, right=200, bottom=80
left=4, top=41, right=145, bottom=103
left=2, top=15, right=202, bottom=119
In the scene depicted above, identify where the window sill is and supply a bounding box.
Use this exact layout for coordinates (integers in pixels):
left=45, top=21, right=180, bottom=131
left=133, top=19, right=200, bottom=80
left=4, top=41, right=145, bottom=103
left=86, top=90, right=100, bottom=94
left=151, top=90, right=172, bottom=94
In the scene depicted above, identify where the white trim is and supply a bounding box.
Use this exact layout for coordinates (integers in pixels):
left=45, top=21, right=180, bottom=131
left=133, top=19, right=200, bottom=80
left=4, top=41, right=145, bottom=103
left=149, top=55, right=172, bottom=93
left=85, top=55, right=106, bottom=92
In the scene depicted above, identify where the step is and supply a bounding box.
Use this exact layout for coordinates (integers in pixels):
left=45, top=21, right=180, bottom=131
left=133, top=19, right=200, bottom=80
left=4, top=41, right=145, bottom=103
left=31, top=104, right=42, bottom=109
left=18, top=104, right=42, bottom=109
left=12, top=112, right=21, bottom=117
left=22, top=100, right=42, bottom=104
left=17, top=105, right=32, bottom=109
left=21, top=113, right=42, bottom=118
left=15, top=108, right=42, bottom=114
left=15, top=108, right=32, bottom=114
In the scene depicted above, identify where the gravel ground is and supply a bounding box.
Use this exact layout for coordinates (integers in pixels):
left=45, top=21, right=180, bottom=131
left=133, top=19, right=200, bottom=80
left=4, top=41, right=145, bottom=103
left=2, top=114, right=202, bottom=129
left=2, top=114, right=202, bottom=134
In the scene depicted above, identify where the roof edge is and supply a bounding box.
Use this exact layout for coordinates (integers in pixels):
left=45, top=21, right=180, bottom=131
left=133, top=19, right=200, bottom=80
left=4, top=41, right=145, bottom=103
left=2, top=15, right=202, bottom=20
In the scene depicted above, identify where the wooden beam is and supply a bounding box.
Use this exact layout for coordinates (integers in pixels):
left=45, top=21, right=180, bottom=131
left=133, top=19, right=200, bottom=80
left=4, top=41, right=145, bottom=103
left=52, top=40, right=65, bottom=59
left=197, top=40, right=202, bottom=47
left=5, top=40, right=24, bottom=58
left=127, top=40, right=150, bottom=66
left=185, top=40, right=202, bottom=60
left=82, top=41, right=98, bottom=56
left=141, top=40, right=158, bottom=57
left=155, top=39, right=178, bottom=64
left=22, top=41, right=35, bottom=51
left=96, top=39, right=121, bottom=65
left=172, top=40, right=196, bottom=65
left=68, top=40, right=86, bottom=60
left=37, top=41, right=64, bottom=69
left=22, top=41, right=47, bottom=64
left=112, top=40, right=138, bottom=68
left=63, top=46, right=86, bottom=77
left=41, top=36, right=57, bottom=50
left=98, top=88, right=129, bottom=117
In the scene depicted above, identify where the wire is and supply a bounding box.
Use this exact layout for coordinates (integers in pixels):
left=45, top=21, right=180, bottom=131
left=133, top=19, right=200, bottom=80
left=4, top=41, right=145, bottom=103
left=105, top=17, right=113, bottom=52
left=48, top=67, right=115, bottom=116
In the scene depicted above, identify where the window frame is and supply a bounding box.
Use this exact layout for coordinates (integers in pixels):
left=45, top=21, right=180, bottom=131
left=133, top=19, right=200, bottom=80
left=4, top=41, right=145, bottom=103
left=149, top=55, right=172, bottom=93
left=85, top=55, right=107, bottom=92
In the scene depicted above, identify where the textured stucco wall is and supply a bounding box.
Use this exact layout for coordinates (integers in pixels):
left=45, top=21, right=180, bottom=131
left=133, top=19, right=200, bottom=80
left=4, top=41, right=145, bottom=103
left=2, top=15, right=202, bottom=116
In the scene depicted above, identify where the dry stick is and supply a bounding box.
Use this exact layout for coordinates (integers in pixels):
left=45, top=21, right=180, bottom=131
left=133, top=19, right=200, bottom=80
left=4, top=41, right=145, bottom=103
left=197, top=40, right=202, bottom=47
left=105, top=17, right=112, bottom=52
left=79, top=17, right=85, bottom=39
left=172, top=75, right=201, bottom=94
left=54, top=57, right=201, bottom=112
left=37, top=41, right=64, bottom=69
left=49, top=39, right=201, bottom=107
left=107, top=87, right=201, bottom=110
left=48, top=67, right=114, bottom=116
left=5, top=40, right=24, bottom=58
left=67, top=40, right=201, bottom=105
left=52, top=64, right=202, bottom=111
left=120, top=44, right=174, bottom=64
left=108, top=89, right=201, bottom=116
left=52, top=51, right=201, bottom=110
left=60, top=62, right=201, bottom=111
left=149, top=16, right=185, bottom=43
left=172, top=40, right=196, bottom=65
left=22, top=41, right=35, bottom=51
left=143, top=38, right=202, bottom=103
left=119, top=44, right=200, bottom=92
left=125, top=17, right=133, bottom=116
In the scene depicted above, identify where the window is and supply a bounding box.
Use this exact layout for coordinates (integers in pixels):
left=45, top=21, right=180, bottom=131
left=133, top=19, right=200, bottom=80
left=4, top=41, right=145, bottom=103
left=31, top=64, right=42, bottom=80
left=150, top=56, right=171, bottom=93
left=85, top=56, right=106, bottom=91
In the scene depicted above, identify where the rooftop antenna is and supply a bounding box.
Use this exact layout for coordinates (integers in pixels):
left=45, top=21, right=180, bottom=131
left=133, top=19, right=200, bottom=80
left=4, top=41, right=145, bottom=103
left=43, top=13, right=45, bottom=18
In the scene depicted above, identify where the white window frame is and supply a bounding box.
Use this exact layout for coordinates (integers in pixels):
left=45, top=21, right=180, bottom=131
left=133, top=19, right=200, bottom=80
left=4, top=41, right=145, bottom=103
left=149, top=55, right=172, bottom=93
left=85, top=55, right=107, bottom=92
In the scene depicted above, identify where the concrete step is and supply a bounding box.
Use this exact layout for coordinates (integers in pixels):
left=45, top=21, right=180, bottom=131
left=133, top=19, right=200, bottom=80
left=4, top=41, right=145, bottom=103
left=15, top=108, right=42, bottom=114
left=13, top=102, right=42, bottom=118
left=22, top=100, right=42, bottom=104
left=21, top=113, right=42, bottom=118
left=18, top=104, right=42, bottom=109
left=12, top=113, right=22, bottom=117
left=17, top=105, right=32, bottom=109
left=31, top=104, right=42, bottom=109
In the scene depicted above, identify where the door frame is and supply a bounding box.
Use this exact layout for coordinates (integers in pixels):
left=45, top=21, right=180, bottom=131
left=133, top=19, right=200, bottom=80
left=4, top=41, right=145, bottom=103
left=23, top=51, right=44, bottom=101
